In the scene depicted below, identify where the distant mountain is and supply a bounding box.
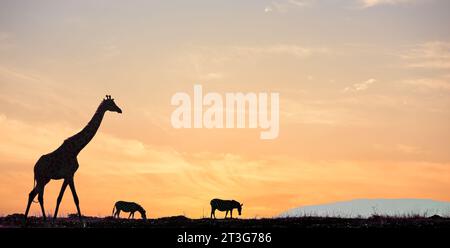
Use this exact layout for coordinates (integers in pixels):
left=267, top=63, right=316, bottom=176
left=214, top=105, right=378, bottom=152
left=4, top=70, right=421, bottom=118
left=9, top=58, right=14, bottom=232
left=279, top=199, right=450, bottom=218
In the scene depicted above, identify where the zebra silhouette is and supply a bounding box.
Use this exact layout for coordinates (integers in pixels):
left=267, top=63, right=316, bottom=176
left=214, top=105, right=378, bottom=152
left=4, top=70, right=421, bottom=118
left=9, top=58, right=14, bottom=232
left=112, top=201, right=147, bottom=220
left=210, top=198, right=243, bottom=219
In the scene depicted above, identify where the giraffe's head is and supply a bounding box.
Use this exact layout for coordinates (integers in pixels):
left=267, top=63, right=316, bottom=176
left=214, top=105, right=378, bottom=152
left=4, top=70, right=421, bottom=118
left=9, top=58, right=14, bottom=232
left=102, top=95, right=122, bottom=114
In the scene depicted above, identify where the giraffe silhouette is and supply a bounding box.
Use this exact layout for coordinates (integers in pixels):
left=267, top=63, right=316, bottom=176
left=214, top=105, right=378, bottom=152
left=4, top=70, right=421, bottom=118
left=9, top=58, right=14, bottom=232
left=24, top=95, right=122, bottom=224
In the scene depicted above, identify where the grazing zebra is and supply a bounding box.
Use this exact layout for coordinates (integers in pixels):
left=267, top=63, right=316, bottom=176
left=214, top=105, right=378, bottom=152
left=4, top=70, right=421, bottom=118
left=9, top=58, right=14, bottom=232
left=112, top=201, right=147, bottom=220
left=210, top=198, right=243, bottom=219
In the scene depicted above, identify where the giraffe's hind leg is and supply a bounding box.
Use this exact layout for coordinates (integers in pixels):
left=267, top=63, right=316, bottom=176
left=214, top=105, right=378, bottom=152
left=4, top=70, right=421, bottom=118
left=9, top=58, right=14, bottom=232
left=24, top=179, right=48, bottom=224
left=37, top=179, right=49, bottom=221
left=24, top=185, right=38, bottom=223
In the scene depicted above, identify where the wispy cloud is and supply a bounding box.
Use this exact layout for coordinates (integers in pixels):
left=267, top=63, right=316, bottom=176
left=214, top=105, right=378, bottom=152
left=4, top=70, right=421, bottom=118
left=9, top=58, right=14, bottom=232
left=264, top=6, right=273, bottom=13
left=0, top=113, right=190, bottom=175
left=403, top=78, right=450, bottom=92
left=359, top=0, right=416, bottom=8
left=264, top=0, right=311, bottom=13
left=395, top=144, right=425, bottom=154
left=102, top=44, right=121, bottom=58
left=232, top=44, right=329, bottom=58
left=0, top=65, right=42, bottom=83
left=343, top=78, right=376, bottom=93
left=196, top=72, right=223, bottom=82
left=172, top=44, right=329, bottom=81
left=0, top=32, right=15, bottom=51
left=402, top=41, right=450, bottom=69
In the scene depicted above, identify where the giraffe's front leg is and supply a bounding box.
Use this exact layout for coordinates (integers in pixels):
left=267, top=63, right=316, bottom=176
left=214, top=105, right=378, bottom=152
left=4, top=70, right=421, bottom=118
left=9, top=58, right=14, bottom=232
left=68, top=178, right=82, bottom=223
left=54, top=179, right=69, bottom=221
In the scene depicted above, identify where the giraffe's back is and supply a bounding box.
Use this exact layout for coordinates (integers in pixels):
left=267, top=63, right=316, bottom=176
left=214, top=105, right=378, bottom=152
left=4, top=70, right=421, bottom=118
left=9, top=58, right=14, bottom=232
left=34, top=150, right=79, bottom=180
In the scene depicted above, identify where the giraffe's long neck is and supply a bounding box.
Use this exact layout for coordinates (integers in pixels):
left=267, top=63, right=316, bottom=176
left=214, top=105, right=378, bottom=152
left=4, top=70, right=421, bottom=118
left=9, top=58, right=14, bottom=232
left=64, top=103, right=106, bottom=155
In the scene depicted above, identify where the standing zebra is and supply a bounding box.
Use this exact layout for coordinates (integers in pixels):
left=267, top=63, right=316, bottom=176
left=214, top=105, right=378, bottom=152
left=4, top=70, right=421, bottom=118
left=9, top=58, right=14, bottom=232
left=112, top=201, right=147, bottom=220
left=210, top=198, right=243, bottom=219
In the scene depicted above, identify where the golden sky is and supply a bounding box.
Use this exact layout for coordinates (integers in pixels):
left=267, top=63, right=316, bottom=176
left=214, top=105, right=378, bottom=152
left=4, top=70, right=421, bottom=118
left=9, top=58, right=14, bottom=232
left=0, top=0, right=449, bottom=218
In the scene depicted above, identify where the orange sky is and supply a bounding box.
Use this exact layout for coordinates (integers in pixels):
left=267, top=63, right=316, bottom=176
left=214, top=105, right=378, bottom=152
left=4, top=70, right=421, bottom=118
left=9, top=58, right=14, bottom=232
left=0, top=0, right=450, bottom=218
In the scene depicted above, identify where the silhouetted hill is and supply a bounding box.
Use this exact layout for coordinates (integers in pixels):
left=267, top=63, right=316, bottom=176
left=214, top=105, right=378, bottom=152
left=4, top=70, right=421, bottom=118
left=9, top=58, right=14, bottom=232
left=279, top=199, right=450, bottom=218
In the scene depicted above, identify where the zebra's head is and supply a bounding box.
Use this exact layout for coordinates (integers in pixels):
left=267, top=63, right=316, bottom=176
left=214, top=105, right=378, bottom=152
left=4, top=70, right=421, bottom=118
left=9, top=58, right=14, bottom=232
left=237, top=203, right=243, bottom=215
left=138, top=206, right=147, bottom=220
left=141, top=210, right=147, bottom=220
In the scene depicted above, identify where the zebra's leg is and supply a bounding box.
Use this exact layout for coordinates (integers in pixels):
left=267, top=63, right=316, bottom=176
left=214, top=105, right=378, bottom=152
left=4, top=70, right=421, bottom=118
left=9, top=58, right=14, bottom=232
left=112, top=205, right=116, bottom=218
left=211, top=208, right=215, bottom=219
left=128, top=212, right=132, bottom=219
left=225, top=210, right=228, bottom=219
left=117, top=209, right=121, bottom=218
left=230, top=209, right=233, bottom=219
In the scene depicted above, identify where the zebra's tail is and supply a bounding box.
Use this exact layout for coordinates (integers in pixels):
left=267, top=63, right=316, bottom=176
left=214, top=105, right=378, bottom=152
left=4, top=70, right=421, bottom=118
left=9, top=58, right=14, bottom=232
left=112, top=204, right=116, bottom=217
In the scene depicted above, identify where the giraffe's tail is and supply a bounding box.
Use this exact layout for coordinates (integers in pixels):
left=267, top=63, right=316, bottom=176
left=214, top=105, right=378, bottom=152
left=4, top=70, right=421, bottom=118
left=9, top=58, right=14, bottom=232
left=32, top=178, right=38, bottom=203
